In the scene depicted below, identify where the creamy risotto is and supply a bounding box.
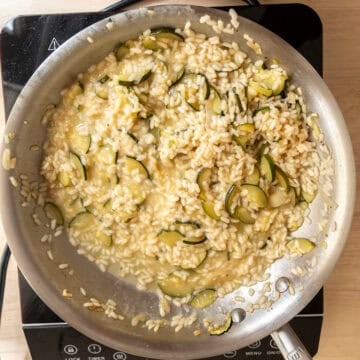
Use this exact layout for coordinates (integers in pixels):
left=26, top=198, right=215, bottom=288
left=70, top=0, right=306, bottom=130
left=41, top=23, right=321, bottom=321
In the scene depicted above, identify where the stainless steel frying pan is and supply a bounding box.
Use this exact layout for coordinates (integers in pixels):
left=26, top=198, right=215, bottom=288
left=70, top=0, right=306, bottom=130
left=0, top=5, right=355, bottom=360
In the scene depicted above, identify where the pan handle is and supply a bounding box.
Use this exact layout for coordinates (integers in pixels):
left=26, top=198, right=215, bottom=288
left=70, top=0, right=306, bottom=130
left=271, top=323, right=312, bottom=360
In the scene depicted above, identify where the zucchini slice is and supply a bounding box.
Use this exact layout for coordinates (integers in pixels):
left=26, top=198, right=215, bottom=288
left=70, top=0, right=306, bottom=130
left=44, top=202, right=64, bottom=226
left=208, top=86, right=222, bottom=115
left=260, top=154, right=275, bottom=182
left=125, top=156, right=150, bottom=179
left=104, top=199, right=112, bottom=211
left=248, top=80, right=273, bottom=97
left=78, top=81, right=84, bottom=92
left=139, top=70, right=153, bottom=83
left=58, top=171, right=71, bottom=187
left=109, top=172, right=120, bottom=186
left=307, top=113, right=321, bottom=140
left=268, top=187, right=288, bottom=208
left=186, top=101, right=201, bottom=112
left=199, top=250, right=229, bottom=271
left=98, top=74, right=110, bottom=84
left=68, top=128, right=91, bottom=155
left=85, top=203, right=97, bottom=215
left=174, top=220, right=200, bottom=230
left=158, top=274, right=194, bottom=298
left=151, top=27, right=184, bottom=41
left=237, top=86, right=248, bottom=112
left=127, top=132, right=139, bottom=143
left=225, top=184, right=259, bottom=222
left=70, top=152, right=87, bottom=180
left=64, top=81, right=84, bottom=104
left=209, top=313, right=232, bottom=336
left=287, top=216, right=304, bottom=232
left=197, top=168, right=212, bottom=201
left=143, top=28, right=184, bottom=51
left=225, top=184, right=240, bottom=216
left=69, top=211, right=97, bottom=229
left=180, top=248, right=207, bottom=270
left=302, top=189, right=317, bottom=203
left=95, top=88, right=108, bottom=100
left=234, top=207, right=255, bottom=224
left=233, top=123, right=255, bottom=147
left=238, top=123, right=256, bottom=132
left=127, top=183, right=146, bottom=205
left=227, top=89, right=243, bottom=114
left=137, top=93, right=149, bottom=105
left=263, top=58, right=280, bottom=69
left=150, top=127, right=161, bottom=145
left=275, top=166, right=289, bottom=191
left=241, top=184, right=268, bottom=208
left=142, top=37, right=159, bottom=51
left=183, top=235, right=207, bottom=245
left=202, top=201, right=221, bottom=220
left=69, top=212, right=108, bottom=246
left=256, top=142, right=269, bottom=160
left=95, top=230, right=112, bottom=247
left=115, top=43, right=130, bottom=61
left=182, top=73, right=210, bottom=111
left=169, top=66, right=185, bottom=88
left=70, top=197, right=85, bottom=214
left=190, top=289, right=217, bottom=309
left=172, top=221, right=206, bottom=244
left=234, top=90, right=243, bottom=113
left=289, top=187, right=298, bottom=207
left=118, top=68, right=152, bottom=86
left=158, top=230, right=184, bottom=247
left=286, top=238, right=316, bottom=255
left=246, top=166, right=260, bottom=185
left=253, top=106, right=270, bottom=116
left=254, top=69, right=288, bottom=96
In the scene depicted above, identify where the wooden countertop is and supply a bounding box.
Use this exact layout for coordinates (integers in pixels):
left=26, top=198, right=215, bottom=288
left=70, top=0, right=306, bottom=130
left=0, top=1, right=359, bottom=359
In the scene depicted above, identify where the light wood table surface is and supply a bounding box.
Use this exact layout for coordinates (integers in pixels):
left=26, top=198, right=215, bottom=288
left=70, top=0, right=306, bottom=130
left=0, top=1, right=359, bottom=359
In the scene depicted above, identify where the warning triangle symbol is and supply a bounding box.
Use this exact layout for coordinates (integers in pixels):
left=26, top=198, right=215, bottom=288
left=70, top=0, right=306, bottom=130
left=48, top=37, right=61, bottom=51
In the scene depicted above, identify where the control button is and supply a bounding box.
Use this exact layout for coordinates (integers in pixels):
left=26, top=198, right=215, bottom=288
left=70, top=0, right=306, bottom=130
left=270, top=339, right=279, bottom=350
left=64, top=344, right=78, bottom=355
left=248, top=340, right=261, bottom=349
left=88, top=343, right=102, bottom=354
left=113, top=352, right=127, bottom=360
left=224, top=351, right=237, bottom=358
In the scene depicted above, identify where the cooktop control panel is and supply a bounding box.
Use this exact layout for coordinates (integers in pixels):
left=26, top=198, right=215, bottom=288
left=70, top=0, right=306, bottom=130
left=23, top=314, right=322, bottom=359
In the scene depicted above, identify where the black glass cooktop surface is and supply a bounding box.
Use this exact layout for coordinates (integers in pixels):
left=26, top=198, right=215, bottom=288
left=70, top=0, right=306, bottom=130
left=1, top=4, right=323, bottom=359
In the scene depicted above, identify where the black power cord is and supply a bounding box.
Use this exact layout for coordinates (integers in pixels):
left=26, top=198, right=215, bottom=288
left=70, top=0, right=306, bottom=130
left=0, top=245, right=11, bottom=324
left=103, top=0, right=260, bottom=13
